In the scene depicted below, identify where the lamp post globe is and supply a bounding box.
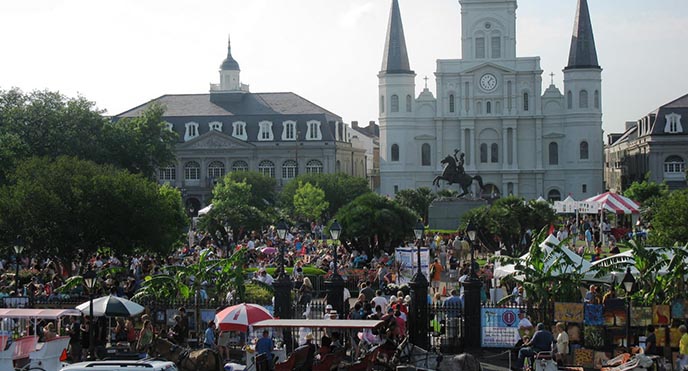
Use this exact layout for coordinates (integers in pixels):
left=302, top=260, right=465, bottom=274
left=82, top=269, right=98, bottom=360
left=329, top=220, right=341, bottom=241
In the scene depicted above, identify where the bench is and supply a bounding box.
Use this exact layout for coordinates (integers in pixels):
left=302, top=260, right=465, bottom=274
left=275, top=345, right=310, bottom=371
left=12, top=335, right=38, bottom=369
left=313, top=351, right=344, bottom=371
left=30, top=336, right=70, bottom=371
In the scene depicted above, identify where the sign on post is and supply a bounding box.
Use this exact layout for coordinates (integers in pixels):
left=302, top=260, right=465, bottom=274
left=481, top=307, right=520, bottom=348
left=394, top=246, right=429, bottom=284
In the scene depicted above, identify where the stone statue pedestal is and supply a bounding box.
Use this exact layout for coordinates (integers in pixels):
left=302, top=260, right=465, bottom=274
left=428, top=197, right=488, bottom=230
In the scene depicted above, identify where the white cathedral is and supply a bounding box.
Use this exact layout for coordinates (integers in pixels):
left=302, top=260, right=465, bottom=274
left=379, top=0, right=604, bottom=201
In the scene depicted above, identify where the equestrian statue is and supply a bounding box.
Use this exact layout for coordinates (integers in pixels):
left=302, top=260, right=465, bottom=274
left=432, top=149, right=485, bottom=198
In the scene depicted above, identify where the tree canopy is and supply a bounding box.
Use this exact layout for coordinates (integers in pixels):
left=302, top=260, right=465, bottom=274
left=0, top=156, right=187, bottom=262
left=333, top=192, right=417, bottom=251
left=279, top=173, right=370, bottom=218
left=649, top=189, right=688, bottom=246
left=394, top=187, right=436, bottom=223
left=293, top=182, right=328, bottom=222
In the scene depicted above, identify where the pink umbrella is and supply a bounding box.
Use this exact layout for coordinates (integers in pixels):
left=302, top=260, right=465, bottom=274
left=261, top=247, right=278, bottom=255
left=215, top=303, right=273, bottom=331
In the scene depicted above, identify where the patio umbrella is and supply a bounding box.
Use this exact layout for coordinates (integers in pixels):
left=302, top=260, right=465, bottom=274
left=261, top=247, right=278, bottom=255
left=76, top=295, right=145, bottom=317
left=215, top=303, right=273, bottom=331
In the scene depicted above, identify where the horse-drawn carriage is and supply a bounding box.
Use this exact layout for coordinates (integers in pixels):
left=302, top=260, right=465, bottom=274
left=0, top=308, right=80, bottom=371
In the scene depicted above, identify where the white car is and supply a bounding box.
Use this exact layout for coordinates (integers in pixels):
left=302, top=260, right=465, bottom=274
left=60, top=359, right=178, bottom=371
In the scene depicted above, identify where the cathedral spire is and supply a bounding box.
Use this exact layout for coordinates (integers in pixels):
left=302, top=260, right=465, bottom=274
left=565, top=0, right=600, bottom=70
left=220, top=34, right=240, bottom=71
left=380, top=0, right=413, bottom=74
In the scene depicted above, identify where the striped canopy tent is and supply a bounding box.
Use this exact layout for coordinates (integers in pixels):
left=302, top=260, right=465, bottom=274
left=584, top=192, right=640, bottom=214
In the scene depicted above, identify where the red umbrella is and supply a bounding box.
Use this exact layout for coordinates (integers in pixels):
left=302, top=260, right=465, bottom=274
left=215, top=303, right=273, bottom=332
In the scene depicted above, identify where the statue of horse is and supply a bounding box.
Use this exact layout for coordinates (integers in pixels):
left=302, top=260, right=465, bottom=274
left=151, top=337, right=224, bottom=371
left=432, top=155, right=485, bottom=198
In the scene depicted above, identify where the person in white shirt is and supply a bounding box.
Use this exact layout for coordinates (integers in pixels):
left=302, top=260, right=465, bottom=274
left=371, top=290, right=388, bottom=314
left=256, top=269, right=274, bottom=285
left=515, top=310, right=533, bottom=346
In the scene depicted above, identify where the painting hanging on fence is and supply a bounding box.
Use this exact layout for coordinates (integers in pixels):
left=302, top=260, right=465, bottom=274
left=574, top=348, right=594, bottom=368
left=568, top=324, right=581, bottom=342
left=653, top=305, right=670, bottom=325
left=670, top=327, right=681, bottom=348
left=656, top=327, right=666, bottom=347
left=671, top=299, right=686, bottom=319
left=554, top=302, right=584, bottom=323
left=631, top=307, right=652, bottom=327
left=584, top=304, right=604, bottom=326
left=603, top=298, right=627, bottom=326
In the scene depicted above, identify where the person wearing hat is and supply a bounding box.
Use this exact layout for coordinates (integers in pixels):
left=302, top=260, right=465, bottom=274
left=516, top=323, right=553, bottom=371
left=323, top=304, right=333, bottom=319
left=303, top=333, right=317, bottom=369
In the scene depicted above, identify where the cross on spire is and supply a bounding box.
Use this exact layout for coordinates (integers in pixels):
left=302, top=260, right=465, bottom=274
left=550, top=72, right=555, bottom=85
left=423, top=76, right=428, bottom=89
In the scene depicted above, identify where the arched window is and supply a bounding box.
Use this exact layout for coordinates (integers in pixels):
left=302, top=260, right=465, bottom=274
left=475, top=37, right=485, bottom=59
left=391, top=144, right=400, bottom=162
left=480, top=143, right=488, bottom=163
left=380, top=95, right=385, bottom=114
left=579, top=90, right=588, bottom=108
left=306, top=159, right=323, bottom=174
left=184, top=122, right=199, bottom=141
left=209, top=121, right=223, bottom=131
left=184, top=161, right=200, bottom=180
left=486, top=101, right=492, bottom=114
left=594, top=90, right=600, bottom=109
left=258, top=160, right=275, bottom=178
left=449, top=94, right=455, bottom=113
left=207, top=161, right=225, bottom=179
left=421, top=143, right=431, bottom=166
left=406, top=95, right=412, bottom=112
left=282, top=121, right=296, bottom=140
left=232, top=121, right=247, bottom=140
left=231, top=160, right=248, bottom=172
left=490, top=143, right=499, bottom=163
left=547, top=189, right=562, bottom=202
left=549, top=142, right=559, bottom=165
left=158, top=166, right=176, bottom=181
left=567, top=91, right=573, bottom=109
left=664, top=155, right=685, bottom=176
left=477, top=101, right=482, bottom=114
left=579, top=141, right=589, bottom=160
left=282, top=160, right=298, bottom=179
left=391, top=95, right=399, bottom=112
left=523, top=92, right=529, bottom=111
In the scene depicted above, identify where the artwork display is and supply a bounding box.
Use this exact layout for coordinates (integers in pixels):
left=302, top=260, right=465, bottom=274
left=656, top=327, right=666, bottom=347
left=631, top=307, right=652, bottom=327
left=574, top=348, right=594, bottom=368
left=584, top=304, right=604, bottom=326
left=603, top=299, right=627, bottom=327
left=670, top=327, right=681, bottom=348
left=653, top=305, right=670, bottom=325
left=554, top=302, right=584, bottom=323
left=568, top=324, right=582, bottom=342
left=671, top=299, right=686, bottom=319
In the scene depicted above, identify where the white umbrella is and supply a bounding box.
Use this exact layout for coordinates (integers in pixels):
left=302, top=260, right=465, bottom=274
left=198, top=204, right=213, bottom=216
left=76, top=295, right=145, bottom=317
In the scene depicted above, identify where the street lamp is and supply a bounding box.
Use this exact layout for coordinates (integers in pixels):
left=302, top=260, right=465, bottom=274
left=325, top=220, right=344, bottom=319
left=408, top=219, right=429, bottom=349
left=275, top=220, right=288, bottom=278
left=466, top=221, right=479, bottom=279
left=83, top=269, right=98, bottom=360
left=13, top=236, right=24, bottom=295
left=463, top=220, right=483, bottom=349
left=622, top=267, right=636, bottom=349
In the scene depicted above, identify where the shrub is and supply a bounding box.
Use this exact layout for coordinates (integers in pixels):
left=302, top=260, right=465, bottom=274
left=244, top=283, right=273, bottom=305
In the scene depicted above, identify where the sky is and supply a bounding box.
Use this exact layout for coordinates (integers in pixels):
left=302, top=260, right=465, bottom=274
left=1, top=0, right=687, bottom=135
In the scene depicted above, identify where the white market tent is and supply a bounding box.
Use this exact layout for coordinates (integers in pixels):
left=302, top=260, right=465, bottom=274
left=494, top=234, right=597, bottom=281
left=198, top=204, right=213, bottom=216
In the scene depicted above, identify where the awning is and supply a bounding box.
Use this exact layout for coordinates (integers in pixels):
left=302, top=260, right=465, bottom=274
left=584, top=192, right=640, bottom=214
left=0, top=308, right=81, bottom=319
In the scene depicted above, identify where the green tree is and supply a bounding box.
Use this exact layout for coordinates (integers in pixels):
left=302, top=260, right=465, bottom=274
left=293, top=182, right=329, bottom=222
left=0, top=156, right=187, bottom=263
left=649, top=189, right=688, bottom=246
left=225, top=171, right=277, bottom=208
left=623, top=179, right=668, bottom=222
left=333, top=193, right=417, bottom=251
left=280, top=173, right=370, bottom=217
left=101, top=103, right=178, bottom=179
left=206, top=177, right=271, bottom=239
left=394, top=187, right=436, bottom=223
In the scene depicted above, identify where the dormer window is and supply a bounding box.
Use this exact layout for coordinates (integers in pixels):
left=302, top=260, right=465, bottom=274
left=306, top=120, right=322, bottom=140
left=164, top=122, right=174, bottom=132
left=665, top=113, right=683, bottom=133
left=232, top=121, right=247, bottom=140
left=209, top=121, right=223, bottom=132
left=184, top=122, right=199, bottom=141
left=282, top=121, right=297, bottom=141
left=258, top=121, right=274, bottom=141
